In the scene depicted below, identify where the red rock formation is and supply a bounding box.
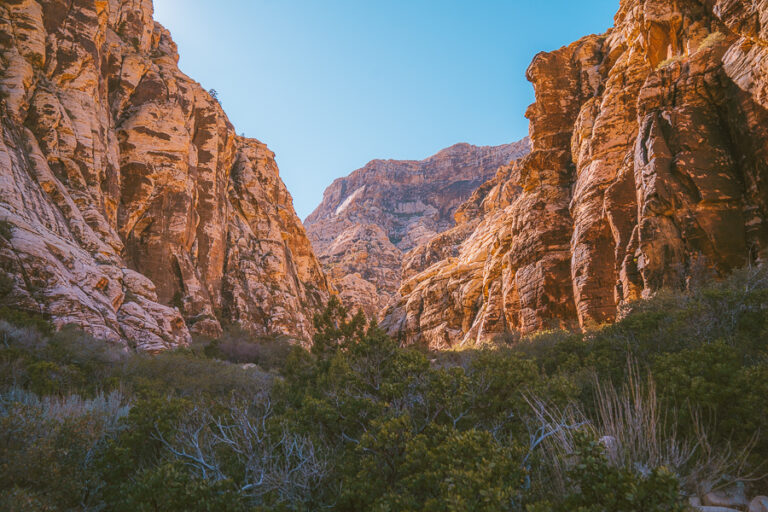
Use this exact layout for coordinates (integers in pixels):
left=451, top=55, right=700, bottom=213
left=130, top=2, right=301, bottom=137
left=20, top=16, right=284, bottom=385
left=304, top=141, right=530, bottom=318
left=383, top=0, right=768, bottom=348
left=0, top=0, right=330, bottom=350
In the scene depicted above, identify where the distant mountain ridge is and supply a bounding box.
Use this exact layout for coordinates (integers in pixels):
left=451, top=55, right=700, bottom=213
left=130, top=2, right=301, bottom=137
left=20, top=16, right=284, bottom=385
left=304, top=139, right=531, bottom=317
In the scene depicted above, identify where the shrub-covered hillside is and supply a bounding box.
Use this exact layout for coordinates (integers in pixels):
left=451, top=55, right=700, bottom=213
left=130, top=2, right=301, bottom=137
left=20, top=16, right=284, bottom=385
left=1, top=268, right=767, bottom=511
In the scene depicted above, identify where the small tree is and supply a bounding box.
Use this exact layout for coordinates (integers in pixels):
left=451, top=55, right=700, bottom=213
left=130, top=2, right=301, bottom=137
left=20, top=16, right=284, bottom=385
left=311, top=297, right=367, bottom=358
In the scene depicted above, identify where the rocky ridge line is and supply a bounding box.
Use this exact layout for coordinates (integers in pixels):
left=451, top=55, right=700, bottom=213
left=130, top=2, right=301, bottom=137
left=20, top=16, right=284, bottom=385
left=304, top=140, right=530, bottom=318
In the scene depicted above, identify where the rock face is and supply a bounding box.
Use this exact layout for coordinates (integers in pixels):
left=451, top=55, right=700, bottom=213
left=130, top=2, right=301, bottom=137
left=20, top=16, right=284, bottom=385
left=0, top=0, right=330, bottom=350
left=304, top=141, right=530, bottom=317
left=382, top=0, right=768, bottom=348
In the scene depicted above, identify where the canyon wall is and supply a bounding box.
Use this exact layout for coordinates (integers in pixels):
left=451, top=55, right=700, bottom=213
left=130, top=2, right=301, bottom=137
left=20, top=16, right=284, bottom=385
left=383, top=0, right=768, bottom=348
left=0, top=0, right=330, bottom=350
left=304, top=141, right=530, bottom=317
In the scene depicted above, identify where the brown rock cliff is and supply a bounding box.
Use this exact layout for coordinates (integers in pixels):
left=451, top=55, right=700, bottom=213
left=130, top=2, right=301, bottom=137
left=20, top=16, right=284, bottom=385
left=0, top=0, right=330, bottom=350
left=383, top=0, right=768, bottom=348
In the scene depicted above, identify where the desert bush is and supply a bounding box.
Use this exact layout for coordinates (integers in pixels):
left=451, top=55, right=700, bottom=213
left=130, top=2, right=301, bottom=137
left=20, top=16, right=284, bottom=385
left=0, top=219, right=13, bottom=240
left=24, top=360, right=84, bottom=395
left=0, top=486, right=59, bottom=512
left=105, top=461, right=248, bottom=512
left=0, top=268, right=765, bottom=509
left=561, top=432, right=685, bottom=512
left=0, top=271, right=14, bottom=297
left=657, top=54, right=686, bottom=69
left=0, top=307, right=53, bottom=335
left=0, top=388, right=130, bottom=510
left=311, top=296, right=367, bottom=357
left=0, top=319, right=45, bottom=351
left=340, top=421, right=525, bottom=511
left=0, top=323, right=125, bottom=396
left=697, top=31, right=726, bottom=51
left=653, top=341, right=768, bottom=467
left=204, top=327, right=295, bottom=370
left=120, top=350, right=272, bottom=398
left=491, top=330, right=522, bottom=346
left=157, top=396, right=329, bottom=508
left=525, top=365, right=754, bottom=505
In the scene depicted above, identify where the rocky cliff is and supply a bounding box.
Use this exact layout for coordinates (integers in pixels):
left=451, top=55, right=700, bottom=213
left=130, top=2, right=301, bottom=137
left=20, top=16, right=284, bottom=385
left=382, top=0, right=768, bottom=348
left=0, top=0, right=330, bottom=350
left=304, top=141, right=530, bottom=317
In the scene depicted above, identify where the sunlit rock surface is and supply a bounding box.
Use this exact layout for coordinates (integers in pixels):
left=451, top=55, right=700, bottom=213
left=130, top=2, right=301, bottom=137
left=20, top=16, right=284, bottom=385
left=305, top=140, right=530, bottom=318
left=382, top=0, right=768, bottom=349
left=0, top=0, right=330, bottom=350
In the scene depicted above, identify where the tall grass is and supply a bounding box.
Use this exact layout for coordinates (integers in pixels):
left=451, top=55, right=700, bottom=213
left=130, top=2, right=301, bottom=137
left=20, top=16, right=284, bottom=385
left=0, top=387, right=130, bottom=425
left=525, top=363, right=754, bottom=497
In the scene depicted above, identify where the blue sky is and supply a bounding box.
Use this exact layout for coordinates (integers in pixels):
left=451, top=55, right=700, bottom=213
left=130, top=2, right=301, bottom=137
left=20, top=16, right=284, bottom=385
left=153, top=0, right=619, bottom=219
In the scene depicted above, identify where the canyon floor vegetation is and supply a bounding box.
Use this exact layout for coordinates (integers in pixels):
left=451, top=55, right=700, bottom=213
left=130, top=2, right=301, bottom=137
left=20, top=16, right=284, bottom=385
left=1, top=268, right=767, bottom=511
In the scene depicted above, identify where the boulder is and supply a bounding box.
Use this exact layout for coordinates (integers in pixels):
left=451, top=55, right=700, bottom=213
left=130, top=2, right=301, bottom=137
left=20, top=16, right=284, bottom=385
left=750, top=496, right=768, bottom=512
left=703, top=486, right=749, bottom=509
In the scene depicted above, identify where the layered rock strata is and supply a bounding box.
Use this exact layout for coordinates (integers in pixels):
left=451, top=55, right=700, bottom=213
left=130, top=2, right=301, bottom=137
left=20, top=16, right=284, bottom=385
left=304, top=140, right=530, bottom=317
left=0, top=0, right=330, bottom=350
left=383, top=0, right=768, bottom=348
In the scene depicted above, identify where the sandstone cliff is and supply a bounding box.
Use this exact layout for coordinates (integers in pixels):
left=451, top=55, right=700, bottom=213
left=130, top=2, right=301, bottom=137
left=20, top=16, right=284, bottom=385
left=304, top=141, right=530, bottom=317
left=383, top=0, right=768, bottom=348
left=0, top=0, right=330, bottom=350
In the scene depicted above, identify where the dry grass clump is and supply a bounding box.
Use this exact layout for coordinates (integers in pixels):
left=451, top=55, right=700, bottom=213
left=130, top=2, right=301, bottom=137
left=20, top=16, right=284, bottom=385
left=525, top=363, right=755, bottom=497
left=698, top=31, right=727, bottom=51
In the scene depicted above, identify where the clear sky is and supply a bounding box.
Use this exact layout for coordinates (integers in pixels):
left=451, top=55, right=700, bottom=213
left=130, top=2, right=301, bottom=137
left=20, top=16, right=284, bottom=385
left=153, top=0, right=619, bottom=219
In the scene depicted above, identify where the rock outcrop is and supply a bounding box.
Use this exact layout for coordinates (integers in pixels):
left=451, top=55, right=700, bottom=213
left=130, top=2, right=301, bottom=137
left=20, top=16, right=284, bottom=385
left=0, top=0, right=330, bottom=350
left=382, top=0, right=768, bottom=348
left=304, top=141, right=530, bottom=317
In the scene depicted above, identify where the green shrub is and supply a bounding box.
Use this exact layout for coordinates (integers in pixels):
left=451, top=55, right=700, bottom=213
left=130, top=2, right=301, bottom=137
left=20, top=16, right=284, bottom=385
left=0, top=272, right=14, bottom=298
left=653, top=342, right=768, bottom=458
left=697, top=31, right=726, bottom=51
left=0, top=389, right=129, bottom=510
left=120, top=351, right=271, bottom=398
left=0, top=486, right=58, bottom=512
left=25, top=360, right=83, bottom=395
left=0, top=267, right=765, bottom=509
left=341, top=421, right=524, bottom=511
left=0, top=307, right=53, bottom=335
left=203, top=327, right=296, bottom=370
left=657, top=54, right=685, bottom=69
left=311, top=296, right=367, bottom=357
left=97, top=394, right=192, bottom=507
left=562, top=433, right=684, bottom=512
left=0, top=220, right=13, bottom=240
left=106, top=461, right=248, bottom=512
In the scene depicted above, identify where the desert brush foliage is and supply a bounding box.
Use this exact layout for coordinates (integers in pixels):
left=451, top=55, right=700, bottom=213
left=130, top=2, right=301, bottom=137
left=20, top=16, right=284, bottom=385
left=0, top=268, right=767, bottom=510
